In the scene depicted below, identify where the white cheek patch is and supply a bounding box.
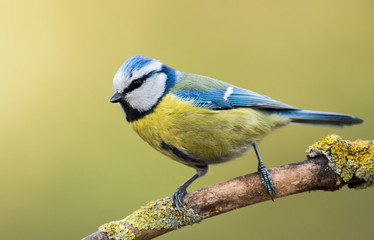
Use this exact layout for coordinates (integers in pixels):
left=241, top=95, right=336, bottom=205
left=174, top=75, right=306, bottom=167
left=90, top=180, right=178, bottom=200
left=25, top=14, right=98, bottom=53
left=131, top=61, right=162, bottom=81
left=125, top=73, right=167, bottom=112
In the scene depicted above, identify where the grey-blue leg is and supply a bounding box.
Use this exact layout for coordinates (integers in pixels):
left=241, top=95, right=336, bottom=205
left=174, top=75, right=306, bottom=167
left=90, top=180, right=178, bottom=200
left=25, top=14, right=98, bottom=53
left=171, top=166, right=208, bottom=210
left=253, top=141, right=275, bottom=200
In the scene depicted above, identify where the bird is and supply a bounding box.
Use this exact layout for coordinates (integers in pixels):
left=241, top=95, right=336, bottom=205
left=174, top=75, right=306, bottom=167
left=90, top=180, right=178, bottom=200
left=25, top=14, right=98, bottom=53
left=109, top=54, right=363, bottom=209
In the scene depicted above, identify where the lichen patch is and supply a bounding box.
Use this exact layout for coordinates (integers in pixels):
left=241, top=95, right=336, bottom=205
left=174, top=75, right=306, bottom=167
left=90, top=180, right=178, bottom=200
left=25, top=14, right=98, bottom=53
left=99, top=197, right=202, bottom=240
left=307, top=134, right=374, bottom=189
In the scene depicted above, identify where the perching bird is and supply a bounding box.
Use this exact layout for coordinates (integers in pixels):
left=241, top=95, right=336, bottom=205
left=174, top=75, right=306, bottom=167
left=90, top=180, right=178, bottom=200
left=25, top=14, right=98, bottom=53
left=110, top=55, right=363, bottom=209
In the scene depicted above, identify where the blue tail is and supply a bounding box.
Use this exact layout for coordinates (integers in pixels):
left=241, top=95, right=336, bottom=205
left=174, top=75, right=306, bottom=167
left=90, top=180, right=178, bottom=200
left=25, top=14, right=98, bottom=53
left=274, top=110, right=363, bottom=127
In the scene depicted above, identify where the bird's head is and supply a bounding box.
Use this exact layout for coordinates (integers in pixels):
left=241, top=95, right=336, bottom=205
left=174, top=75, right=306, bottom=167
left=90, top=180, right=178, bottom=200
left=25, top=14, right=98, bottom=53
left=110, top=55, right=178, bottom=122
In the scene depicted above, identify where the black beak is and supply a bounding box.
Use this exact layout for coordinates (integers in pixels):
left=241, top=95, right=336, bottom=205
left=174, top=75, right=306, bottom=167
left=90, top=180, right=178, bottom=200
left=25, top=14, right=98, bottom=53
left=109, top=92, right=124, bottom=103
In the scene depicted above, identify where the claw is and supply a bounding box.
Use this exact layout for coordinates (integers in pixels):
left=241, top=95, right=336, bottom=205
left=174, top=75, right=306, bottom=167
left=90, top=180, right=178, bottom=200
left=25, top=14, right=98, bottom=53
left=170, top=166, right=208, bottom=211
left=258, top=164, right=275, bottom=200
left=171, top=186, right=187, bottom=210
left=253, top=141, right=276, bottom=201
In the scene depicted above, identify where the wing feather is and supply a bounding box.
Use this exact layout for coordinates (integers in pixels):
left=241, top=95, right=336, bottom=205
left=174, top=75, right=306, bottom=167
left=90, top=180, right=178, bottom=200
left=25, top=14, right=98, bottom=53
left=172, top=73, right=298, bottom=110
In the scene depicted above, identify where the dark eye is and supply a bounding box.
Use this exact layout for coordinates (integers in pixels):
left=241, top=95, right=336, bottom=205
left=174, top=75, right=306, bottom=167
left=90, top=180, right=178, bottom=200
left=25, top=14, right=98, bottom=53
left=129, top=78, right=145, bottom=90
left=125, top=70, right=156, bottom=93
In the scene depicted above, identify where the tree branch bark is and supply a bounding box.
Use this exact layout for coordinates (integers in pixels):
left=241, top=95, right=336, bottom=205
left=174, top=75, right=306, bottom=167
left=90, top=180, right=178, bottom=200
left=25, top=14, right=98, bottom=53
left=83, top=155, right=359, bottom=240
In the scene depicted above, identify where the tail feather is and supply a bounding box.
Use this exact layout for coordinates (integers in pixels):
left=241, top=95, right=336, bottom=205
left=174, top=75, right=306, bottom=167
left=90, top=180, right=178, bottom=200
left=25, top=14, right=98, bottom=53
left=273, top=110, right=363, bottom=127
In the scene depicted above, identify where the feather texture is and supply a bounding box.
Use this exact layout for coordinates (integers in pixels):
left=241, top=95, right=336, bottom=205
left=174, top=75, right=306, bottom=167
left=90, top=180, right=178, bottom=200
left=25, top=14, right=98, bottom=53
left=172, top=73, right=298, bottom=110
left=130, top=94, right=290, bottom=166
left=171, top=73, right=362, bottom=127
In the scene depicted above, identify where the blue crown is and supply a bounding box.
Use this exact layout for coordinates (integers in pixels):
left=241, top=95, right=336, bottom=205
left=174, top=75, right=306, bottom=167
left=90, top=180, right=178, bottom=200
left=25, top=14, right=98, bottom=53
left=119, top=54, right=154, bottom=75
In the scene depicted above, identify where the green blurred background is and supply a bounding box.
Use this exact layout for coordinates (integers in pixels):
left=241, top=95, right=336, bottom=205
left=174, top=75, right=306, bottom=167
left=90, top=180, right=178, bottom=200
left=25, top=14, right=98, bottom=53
left=1, top=0, right=373, bottom=239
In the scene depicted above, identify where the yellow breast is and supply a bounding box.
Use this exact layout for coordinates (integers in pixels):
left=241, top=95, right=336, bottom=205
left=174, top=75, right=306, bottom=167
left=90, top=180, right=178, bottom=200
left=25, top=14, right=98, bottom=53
left=130, top=94, right=290, bottom=166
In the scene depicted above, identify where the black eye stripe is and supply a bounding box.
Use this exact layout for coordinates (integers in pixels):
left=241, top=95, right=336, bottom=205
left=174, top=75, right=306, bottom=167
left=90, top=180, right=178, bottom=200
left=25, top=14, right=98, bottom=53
left=123, top=70, right=158, bottom=93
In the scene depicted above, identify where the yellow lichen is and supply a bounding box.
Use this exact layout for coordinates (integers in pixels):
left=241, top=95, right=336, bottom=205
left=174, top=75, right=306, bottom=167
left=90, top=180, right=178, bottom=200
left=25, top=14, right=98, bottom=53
left=99, top=197, right=202, bottom=240
left=99, top=221, right=135, bottom=240
left=306, top=134, right=374, bottom=189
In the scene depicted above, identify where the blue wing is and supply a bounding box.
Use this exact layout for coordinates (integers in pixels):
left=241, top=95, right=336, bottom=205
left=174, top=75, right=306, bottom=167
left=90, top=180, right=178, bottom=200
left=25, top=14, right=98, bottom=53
left=170, top=73, right=362, bottom=126
left=173, top=87, right=298, bottom=110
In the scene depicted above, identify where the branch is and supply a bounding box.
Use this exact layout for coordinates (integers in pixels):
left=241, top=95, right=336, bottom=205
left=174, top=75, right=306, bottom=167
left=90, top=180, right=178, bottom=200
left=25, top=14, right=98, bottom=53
left=82, top=135, right=373, bottom=240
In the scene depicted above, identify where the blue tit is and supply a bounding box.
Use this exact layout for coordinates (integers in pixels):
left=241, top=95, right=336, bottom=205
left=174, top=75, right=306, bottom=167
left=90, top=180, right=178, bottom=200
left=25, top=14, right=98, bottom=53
left=110, top=54, right=363, bottom=209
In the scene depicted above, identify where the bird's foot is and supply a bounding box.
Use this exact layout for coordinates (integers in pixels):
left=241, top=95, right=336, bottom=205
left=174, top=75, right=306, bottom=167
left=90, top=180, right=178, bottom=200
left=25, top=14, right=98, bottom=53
left=258, top=163, right=276, bottom=201
left=170, top=186, right=187, bottom=211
